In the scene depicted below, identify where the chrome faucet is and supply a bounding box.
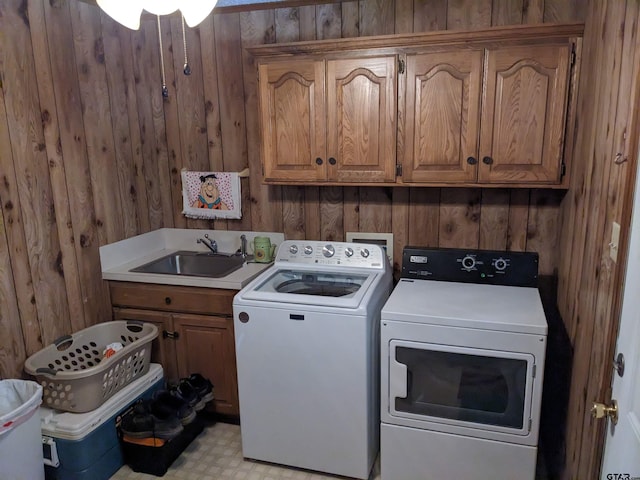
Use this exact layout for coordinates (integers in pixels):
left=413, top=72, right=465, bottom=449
left=197, top=234, right=218, bottom=254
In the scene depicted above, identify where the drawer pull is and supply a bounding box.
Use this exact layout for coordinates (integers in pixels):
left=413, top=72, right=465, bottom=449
left=163, top=330, right=180, bottom=339
left=165, top=297, right=172, bottom=305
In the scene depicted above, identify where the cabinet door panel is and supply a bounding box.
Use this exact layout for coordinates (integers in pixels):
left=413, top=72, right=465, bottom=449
left=402, top=50, right=483, bottom=183
left=173, top=314, right=238, bottom=416
left=259, top=59, right=326, bottom=182
left=327, top=56, right=397, bottom=182
left=113, top=308, right=178, bottom=382
left=480, top=44, right=570, bottom=183
left=402, top=50, right=483, bottom=182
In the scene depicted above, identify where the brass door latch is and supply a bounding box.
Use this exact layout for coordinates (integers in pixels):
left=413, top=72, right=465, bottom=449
left=591, top=400, right=618, bottom=425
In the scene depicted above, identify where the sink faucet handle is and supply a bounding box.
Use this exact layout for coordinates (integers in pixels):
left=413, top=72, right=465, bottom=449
left=240, top=234, right=247, bottom=258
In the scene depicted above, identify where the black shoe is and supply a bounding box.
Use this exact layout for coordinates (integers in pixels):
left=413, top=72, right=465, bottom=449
left=171, top=380, right=206, bottom=412
left=151, top=390, right=196, bottom=425
left=186, top=374, right=214, bottom=404
left=120, top=401, right=183, bottom=440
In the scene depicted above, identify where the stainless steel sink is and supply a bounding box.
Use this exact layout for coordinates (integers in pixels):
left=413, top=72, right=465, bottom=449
left=130, top=250, right=247, bottom=278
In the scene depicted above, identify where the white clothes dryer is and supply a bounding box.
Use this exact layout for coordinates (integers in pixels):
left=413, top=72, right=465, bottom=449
left=233, top=240, right=392, bottom=479
left=381, top=247, right=548, bottom=480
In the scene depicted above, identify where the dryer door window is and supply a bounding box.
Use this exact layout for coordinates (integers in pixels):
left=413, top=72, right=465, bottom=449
left=388, top=340, right=535, bottom=435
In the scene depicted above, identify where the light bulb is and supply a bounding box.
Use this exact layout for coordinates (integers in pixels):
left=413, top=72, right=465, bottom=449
left=142, top=0, right=180, bottom=16
left=97, top=0, right=143, bottom=30
left=181, top=0, right=218, bottom=27
left=97, top=0, right=218, bottom=30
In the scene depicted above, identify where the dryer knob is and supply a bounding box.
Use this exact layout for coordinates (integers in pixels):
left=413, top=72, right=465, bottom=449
left=345, top=247, right=354, bottom=257
left=494, top=258, right=508, bottom=271
left=462, top=255, right=476, bottom=270
left=289, top=245, right=298, bottom=254
left=361, top=248, right=370, bottom=258
left=304, top=246, right=313, bottom=255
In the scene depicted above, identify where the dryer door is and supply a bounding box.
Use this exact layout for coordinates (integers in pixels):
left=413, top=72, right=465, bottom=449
left=388, top=340, right=535, bottom=437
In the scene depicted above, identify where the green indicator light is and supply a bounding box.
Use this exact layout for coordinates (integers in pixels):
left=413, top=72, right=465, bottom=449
left=481, top=273, right=486, bottom=278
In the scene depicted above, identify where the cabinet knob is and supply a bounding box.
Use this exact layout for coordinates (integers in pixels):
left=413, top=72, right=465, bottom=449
left=328, top=157, right=337, bottom=165
left=482, top=156, right=494, bottom=165
left=466, top=156, right=477, bottom=165
left=165, top=296, right=172, bottom=305
left=315, top=157, right=323, bottom=165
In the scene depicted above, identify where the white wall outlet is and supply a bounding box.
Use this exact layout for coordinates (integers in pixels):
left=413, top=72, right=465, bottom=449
left=610, top=221, right=621, bottom=262
left=345, top=232, right=393, bottom=265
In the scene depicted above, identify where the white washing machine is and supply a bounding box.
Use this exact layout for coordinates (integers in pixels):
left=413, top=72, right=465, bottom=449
left=381, top=247, right=547, bottom=480
left=233, top=240, right=392, bottom=479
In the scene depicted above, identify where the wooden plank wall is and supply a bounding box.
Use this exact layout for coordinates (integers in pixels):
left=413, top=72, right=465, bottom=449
left=0, top=1, right=603, bottom=476
left=0, top=0, right=584, bottom=379
left=557, top=1, right=640, bottom=479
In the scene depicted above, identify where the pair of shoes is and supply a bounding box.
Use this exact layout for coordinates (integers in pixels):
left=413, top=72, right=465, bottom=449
left=151, top=389, right=196, bottom=426
left=120, top=401, right=183, bottom=440
left=169, top=374, right=214, bottom=412
left=186, top=373, right=214, bottom=404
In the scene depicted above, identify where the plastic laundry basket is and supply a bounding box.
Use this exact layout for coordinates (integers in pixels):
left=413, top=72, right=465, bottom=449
left=0, top=379, right=44, bottom=480
left=24, top=321, right=158, bottom=413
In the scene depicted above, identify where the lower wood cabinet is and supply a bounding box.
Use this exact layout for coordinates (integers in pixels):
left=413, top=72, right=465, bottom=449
left=110, top=282, right=239, bottom=417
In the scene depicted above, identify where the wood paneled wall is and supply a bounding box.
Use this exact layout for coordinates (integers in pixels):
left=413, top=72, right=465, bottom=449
left=0, top=0, right=584, bottom=380
left=558, top=1, right=640, bottom=479
left=1, top=1, right=607, bottom=476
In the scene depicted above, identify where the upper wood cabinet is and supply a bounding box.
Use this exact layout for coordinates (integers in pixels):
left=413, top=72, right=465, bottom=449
left=249, top=24, right=582, bottom=188
left=479, top=44, right=571, bottom=183
left=402, top=43, right=572, bottom=184
left=258, top=55, right=397, bottom=183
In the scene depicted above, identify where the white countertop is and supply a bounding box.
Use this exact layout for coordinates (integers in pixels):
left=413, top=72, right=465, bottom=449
left=100, top=228, right=285, bottom=290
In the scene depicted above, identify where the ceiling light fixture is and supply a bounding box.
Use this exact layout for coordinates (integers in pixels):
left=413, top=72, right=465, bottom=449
left=96, top=0, right=217, bottom=98
left=96, top=0, right=218, bottom=30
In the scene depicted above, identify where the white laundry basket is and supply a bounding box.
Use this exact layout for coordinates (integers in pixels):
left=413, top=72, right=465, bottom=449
left=0, top=379, right=44, bottom=480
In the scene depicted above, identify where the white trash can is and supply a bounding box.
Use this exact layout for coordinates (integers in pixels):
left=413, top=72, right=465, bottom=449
left=0, top=379, right=44, bottom=480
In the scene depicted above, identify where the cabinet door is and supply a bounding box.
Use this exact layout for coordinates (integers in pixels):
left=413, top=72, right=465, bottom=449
left=402, top=50, right=483, bottom=183
left=173, top=313, right=239, bottom=417
left=113, top=308, right=178, bottom=382
left=258, top=58, right=326, bottom=182
left=326, top=56, right=397, bottom=182
left=479, top=44, right=571, bottom=183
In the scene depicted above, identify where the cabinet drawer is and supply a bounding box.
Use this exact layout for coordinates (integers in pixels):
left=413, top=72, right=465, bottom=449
left=109, top=282, right=235, bottom=316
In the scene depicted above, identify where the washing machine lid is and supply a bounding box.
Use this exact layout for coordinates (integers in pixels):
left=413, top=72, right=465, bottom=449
left=239, top=266, right=380, bottom=309
left=382, top=279, right=547, bottom=335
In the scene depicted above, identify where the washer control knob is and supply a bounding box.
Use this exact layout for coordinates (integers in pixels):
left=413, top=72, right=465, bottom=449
left=345, top=247, right=354, bottom=258
left=494, top=258, right=508, bottom=271
left=461, top=255, right=476, bottom=270
left=289, top=245, right=298, bottom=254
left=322, top=245, right=335, bottom=258
left=361, top=248, right=370, bottom=258
left=304, top=246, right=313, bottom=255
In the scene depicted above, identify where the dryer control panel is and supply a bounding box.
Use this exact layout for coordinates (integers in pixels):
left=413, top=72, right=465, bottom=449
left=275, top=240, right=387, bottom=270
left=401, top=247, right=538, bottom=287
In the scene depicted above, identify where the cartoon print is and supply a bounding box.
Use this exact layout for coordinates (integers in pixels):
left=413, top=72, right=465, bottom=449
left=192, top=174, right=229, bottom=210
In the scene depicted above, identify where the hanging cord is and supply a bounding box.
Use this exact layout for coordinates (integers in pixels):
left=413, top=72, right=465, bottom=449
left=181, top=13, right=191, bottom=75
left=157, top=15, right=168, bottom=98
